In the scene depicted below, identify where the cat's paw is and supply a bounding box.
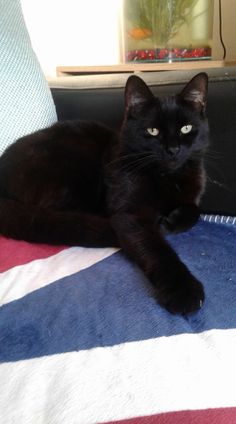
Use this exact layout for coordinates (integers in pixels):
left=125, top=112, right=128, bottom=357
left=159, top=204, right=200, bottom=234
left=157, top=275, right=205, bottom=315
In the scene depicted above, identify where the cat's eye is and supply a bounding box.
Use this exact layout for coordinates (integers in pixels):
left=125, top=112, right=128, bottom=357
left=180, top=125, right=193, bottom=134
left=147, top=128, right=159, bottom=136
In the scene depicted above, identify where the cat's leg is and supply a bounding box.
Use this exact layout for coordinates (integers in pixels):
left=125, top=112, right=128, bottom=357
left=159, top=204, right=200, bottom=234
left=111, top=212, right=204, bottom=315
left=0, top=198, right=118, bottom=247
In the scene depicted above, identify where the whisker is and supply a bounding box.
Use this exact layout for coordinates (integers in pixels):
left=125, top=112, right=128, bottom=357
left=206, top=175, right=232, bottom=193
left=204, top=152, right=221, bottom=160
left=105, top=152, right=151, bottom=168
left=120, top=154, right=158, bottom=175
left=206, top=148, right=223, bottom=157
left=133, top=157, right=158, bottom=173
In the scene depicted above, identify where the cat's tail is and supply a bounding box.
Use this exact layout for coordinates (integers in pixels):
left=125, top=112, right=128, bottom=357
left=0, top=197, right=118, bottom=247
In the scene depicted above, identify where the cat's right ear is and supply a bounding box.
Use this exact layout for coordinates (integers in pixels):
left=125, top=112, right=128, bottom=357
left=125, top=75, right=154, bottom=117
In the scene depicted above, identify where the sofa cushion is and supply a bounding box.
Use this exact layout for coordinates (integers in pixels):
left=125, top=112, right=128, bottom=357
left=0, top=0, right=57, bottom=155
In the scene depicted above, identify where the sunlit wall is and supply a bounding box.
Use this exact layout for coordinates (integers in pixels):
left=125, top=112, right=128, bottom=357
left=21, top=0, right=123, bottom=77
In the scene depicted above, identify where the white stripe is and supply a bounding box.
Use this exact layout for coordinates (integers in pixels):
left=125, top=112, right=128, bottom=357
left=0, top=246, right=118, bottom=306
left=0, top=329, right=235, bottom=424
left=200, top=215, right=236, bottom=226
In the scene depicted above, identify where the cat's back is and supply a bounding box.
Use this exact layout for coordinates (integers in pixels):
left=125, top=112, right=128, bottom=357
left=1, top=120, right=116, bottom=161
left=0, top=120, right=117, bottom=199
left=0, top=120, right=118, bottom=176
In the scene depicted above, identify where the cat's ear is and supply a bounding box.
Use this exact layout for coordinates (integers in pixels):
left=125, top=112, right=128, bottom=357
left=179, top=72, right=208, bottom=113
left=125, top=75, right=154, bottom=115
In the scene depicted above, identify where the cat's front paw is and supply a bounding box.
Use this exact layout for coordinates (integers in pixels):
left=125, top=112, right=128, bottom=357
left=159, top=204, right=200, bottom=234
left=157, top=275, right=205, bottom=315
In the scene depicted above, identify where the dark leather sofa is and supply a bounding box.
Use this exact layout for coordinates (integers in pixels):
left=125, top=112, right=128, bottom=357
left=50, top=66, right=236, bottom=216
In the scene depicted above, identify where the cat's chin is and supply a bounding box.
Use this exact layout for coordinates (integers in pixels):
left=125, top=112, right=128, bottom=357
left=159, top=160, right=184, bottom=175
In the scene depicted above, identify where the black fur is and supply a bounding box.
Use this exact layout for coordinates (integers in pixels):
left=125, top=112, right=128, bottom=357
left=0, top=73, right=209, bottom=314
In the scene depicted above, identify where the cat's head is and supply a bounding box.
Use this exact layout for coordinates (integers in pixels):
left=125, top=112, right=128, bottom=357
left=122, top=73, right=209, bottom=173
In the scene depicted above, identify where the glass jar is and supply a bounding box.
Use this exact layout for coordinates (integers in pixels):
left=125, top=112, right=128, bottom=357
left=123, top=0, right=214, bottom=63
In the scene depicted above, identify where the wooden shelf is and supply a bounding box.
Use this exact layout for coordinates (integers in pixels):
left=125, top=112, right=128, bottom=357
left=57, top=60, right=225, bottom=76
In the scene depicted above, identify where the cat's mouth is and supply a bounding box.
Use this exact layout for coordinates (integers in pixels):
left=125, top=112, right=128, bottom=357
left=155, top=158, right=180, bottom=175
left=161, top=156, right=185, bottom=174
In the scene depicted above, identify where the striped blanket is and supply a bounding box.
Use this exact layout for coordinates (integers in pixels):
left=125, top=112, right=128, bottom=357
left=0, top=217, right=236, bottom=423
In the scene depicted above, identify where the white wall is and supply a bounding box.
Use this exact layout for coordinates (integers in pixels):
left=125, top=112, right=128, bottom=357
left=212, top=0, right=236, bottom=60
left=21, top=0, right=123, bottom=77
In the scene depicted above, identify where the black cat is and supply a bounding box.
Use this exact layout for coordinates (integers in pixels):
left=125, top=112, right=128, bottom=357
left=0, top=73, right=209, bottom=314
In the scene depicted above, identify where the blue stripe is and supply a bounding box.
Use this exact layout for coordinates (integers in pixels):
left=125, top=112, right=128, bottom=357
left=0, top=220, right=236, bottom=362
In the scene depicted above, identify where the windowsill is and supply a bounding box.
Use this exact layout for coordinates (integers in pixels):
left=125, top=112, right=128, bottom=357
left=56, top=60, right=229, bottom=76
left=48, top=63, right=236, bottom=90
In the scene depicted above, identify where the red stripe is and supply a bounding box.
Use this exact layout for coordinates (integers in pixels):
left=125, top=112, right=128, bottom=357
left=0, top=236, right=66, bottom=272
left=105, top=407, right=236, bottom=424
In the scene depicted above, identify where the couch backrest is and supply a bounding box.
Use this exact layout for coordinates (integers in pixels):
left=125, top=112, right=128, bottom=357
left=50, top=67, right=236, bottom=216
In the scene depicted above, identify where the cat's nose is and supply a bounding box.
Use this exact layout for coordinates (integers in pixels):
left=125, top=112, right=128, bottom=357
left=167, top=146, right=180, bottom=156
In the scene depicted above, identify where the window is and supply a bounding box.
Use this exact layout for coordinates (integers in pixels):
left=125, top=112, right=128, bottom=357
left=21, top=0, right=236, bottom=78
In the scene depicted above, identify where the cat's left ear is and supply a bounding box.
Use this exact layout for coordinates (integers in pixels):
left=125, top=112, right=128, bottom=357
left=125, top=75, right=154, bottom=116
left=179, top=72, right=208, bottom=114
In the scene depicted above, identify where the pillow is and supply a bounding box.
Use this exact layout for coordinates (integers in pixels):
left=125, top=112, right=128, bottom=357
left=0, top=0, right=57, bottom=155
